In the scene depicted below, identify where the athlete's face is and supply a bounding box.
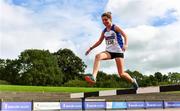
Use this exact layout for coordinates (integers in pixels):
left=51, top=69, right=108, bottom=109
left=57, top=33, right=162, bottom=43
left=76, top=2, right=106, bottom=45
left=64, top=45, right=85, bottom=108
left=102, top=16, right=111, bottom=27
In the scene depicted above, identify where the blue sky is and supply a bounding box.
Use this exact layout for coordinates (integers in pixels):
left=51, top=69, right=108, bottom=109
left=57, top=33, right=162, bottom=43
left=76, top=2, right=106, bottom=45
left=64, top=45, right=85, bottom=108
left=1, top=0, right=180, bottom=75
left=10, top=0, right=108, bottom=20
left=151, top=9, right=177, bottom=26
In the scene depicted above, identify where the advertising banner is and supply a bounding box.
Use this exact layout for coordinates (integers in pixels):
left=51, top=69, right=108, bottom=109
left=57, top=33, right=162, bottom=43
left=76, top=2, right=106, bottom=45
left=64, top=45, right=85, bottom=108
left=33, top=102, right=60, bottom=110
left=165, top=101, right=180, bottom=108
left=1, top=102, right=32, bottom=111
left=60, top=102, right=82, bottom=110
left=127, top=102, right=145, bottom=109
left=106, top=102, right=127, bottom=109
left=85, top=102, right=106, bottom=109
left=145, top=102, right=163, bottom=108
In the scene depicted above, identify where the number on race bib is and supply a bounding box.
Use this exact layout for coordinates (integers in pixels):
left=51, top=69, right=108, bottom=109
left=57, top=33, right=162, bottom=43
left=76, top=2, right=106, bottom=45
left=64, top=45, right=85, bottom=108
left=106, top=39, right=115, bottom=45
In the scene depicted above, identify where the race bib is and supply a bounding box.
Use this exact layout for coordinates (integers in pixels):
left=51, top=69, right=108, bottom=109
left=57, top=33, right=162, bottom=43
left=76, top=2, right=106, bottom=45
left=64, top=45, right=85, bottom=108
left=106, top=39, right=115, bottom=45
left=106, top=36, right=116, bottom=45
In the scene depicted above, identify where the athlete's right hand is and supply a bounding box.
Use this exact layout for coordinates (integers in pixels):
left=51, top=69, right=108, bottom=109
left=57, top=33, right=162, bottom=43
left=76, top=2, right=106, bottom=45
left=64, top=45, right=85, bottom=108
left=85, top=48, right=91, bottom=55
left=122, top=44, right=128, bottom=52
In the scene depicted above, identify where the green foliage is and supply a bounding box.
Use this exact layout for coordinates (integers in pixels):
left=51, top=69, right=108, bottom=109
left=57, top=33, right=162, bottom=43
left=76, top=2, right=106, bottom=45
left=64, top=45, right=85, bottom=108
left=0, top=48, right=87, bottom=86
left=0, top=80, right=10, bottom=85
left=126, top=70, right=145, bottom=87
left=0, top=59, right=20, bottom=83
left=63, top=79, right=88, bottom=87
left=17, top=49, right=64, bottom=86
left=154, top=72, right=163, bottom=83
left=140, top=75, right=152, bottom=87
left=0, top=49, right=64, bottom=86
left=0, top=48, right=180, bottom=87
left=168, top=72, right=180, bottom=84
left=54, top=48, right=87, bottom=83
left=95, top=71, right=131, bottom=88
left=0, top=59, right=7, bottom=79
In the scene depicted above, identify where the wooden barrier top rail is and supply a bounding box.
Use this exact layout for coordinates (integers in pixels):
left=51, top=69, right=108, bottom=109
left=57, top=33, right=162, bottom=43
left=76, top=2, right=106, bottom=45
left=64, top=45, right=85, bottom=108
left=70, top=84, right=180, bottom=99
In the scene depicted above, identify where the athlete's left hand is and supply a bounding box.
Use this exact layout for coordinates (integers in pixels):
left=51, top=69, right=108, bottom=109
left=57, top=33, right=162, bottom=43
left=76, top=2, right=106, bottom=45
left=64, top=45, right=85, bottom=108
left=85, top=48, right=91, bottom=55
left=122, top=44, right=128, bottom=51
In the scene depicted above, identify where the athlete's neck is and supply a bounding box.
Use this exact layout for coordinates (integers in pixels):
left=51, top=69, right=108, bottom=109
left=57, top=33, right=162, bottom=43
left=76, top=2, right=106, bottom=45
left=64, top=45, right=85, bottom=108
left=106, top=23, right=112, bottom=30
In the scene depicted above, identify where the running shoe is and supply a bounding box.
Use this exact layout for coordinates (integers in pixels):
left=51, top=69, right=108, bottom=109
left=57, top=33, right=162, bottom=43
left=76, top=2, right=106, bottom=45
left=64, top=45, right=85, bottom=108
left=132, top=78, right=139, bottom=90
left=85, top=75, right=96, bottom=84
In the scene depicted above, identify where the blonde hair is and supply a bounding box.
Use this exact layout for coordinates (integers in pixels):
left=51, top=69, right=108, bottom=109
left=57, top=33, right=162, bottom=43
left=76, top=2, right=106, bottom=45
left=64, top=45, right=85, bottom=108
left=101, top=12, right=112, bottom=21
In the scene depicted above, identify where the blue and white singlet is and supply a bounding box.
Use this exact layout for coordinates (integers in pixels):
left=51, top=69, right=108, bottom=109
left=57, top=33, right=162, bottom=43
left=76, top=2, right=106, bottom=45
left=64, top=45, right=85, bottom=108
left=103, top=24, right=124, bottom=53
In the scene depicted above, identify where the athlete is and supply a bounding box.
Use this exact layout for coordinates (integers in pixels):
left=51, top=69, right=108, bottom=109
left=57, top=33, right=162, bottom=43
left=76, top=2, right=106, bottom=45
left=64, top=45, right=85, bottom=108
left=85, top=12, right=139, bottom=89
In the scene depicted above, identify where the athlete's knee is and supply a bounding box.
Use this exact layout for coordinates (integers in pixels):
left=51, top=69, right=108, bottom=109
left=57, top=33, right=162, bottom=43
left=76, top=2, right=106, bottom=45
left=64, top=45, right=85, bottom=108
left=118, top=72, right=125, bottom=78
left=95, top=54, right=101, bottom=60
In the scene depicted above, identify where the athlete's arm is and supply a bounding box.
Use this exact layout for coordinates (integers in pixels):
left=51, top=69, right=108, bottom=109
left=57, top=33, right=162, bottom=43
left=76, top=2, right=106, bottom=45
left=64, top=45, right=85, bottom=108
left=90, top=32, right=104, bottom=49
left=114, top=25, right=128, bottom=51
left=85, top=32, right=104, bottom=55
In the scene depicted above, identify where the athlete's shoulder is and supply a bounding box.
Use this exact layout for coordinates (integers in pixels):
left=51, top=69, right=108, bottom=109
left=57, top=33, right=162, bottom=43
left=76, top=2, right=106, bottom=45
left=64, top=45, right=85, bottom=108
left=102, top=27, right=107, bottom=33
left=113, top=24, right=120, bottom=30
left=114, top=24, right=123, bottom=33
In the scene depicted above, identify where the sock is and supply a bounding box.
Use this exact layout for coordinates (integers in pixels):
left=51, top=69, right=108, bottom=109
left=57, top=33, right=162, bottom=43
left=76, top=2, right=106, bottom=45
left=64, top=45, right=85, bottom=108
left=92, top=74, right=96, bottom=81
left=132, top=78, right=135, bottom=83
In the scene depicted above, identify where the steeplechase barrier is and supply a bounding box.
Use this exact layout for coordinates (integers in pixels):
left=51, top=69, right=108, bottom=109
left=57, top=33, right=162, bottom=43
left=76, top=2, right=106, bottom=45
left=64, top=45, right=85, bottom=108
left=71, top=84, right=180, bottom=98
left=70, top=84, right=180, bottom=110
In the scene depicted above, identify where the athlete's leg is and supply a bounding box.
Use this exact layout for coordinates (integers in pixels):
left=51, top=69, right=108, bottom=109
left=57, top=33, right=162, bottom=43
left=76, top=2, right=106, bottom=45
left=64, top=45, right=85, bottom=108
left=85, top=51, right=111, bottom=84
left=115, top=58, right=139, bottom=89
left=92, top=51, right=111, bottom=79
left=115, top=58, right=133, bottom=83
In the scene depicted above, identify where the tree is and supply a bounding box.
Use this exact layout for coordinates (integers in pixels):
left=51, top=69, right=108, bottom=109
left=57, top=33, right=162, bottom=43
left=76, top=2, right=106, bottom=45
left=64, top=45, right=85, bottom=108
left=0, top=59, right=21, bottom=84
left=63, top=79, right=88, bottom=87
left=168, top=72, right=180, bottom=84
left=154, top=72, right=163, bottom=83
left=162, top=75, right=168, bottom=82
left=54, top=48, right=87, bottom=83
left=17, top=49, right=64, bottom=86
left=126, top=70, right=144, bottom=87
left=149, top=75, right=158, bottom=86
left=0, top=59, right=6, bottom=79
left=140, top=75, right=151, bottom=87
left=96, top=71, right=130, bottom=88
left=96, top=71, right=111, bottom=87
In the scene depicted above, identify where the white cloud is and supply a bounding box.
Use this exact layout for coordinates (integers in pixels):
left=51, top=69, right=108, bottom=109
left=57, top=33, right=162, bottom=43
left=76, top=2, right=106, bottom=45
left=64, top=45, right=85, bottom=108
left=106, top=0, right=180, bottom=26
left=0, top=0, right=102, bottom=60
left=124, top=21, right=180, bottom=74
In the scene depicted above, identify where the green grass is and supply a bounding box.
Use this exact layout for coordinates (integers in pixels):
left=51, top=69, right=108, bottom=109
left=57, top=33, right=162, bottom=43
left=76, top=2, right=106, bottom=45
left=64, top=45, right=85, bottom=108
left=0, top=85, right=120, bottom=93
left=1, top=85, right=179, bottom=94
left=163, top=91, right=180, bottom=94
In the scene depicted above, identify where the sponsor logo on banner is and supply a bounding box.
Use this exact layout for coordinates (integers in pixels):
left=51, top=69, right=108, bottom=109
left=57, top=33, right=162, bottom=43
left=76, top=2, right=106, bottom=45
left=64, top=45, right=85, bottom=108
left=85, top=102, right=106, bottom=109
left=60, top=102, right=82, bottom=110
left=127, top=102, right=145, bottom=109
left=165, top=101, right=180, bottom=108
left=33, top=102, right=60, bottom=110
left=1, top=102, right=32, bottom=111
left=112, top=102, right=127, bottom=109
left=146, top=102, right=163, bottom=108
left=106, top=102, right=113, bottom=109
